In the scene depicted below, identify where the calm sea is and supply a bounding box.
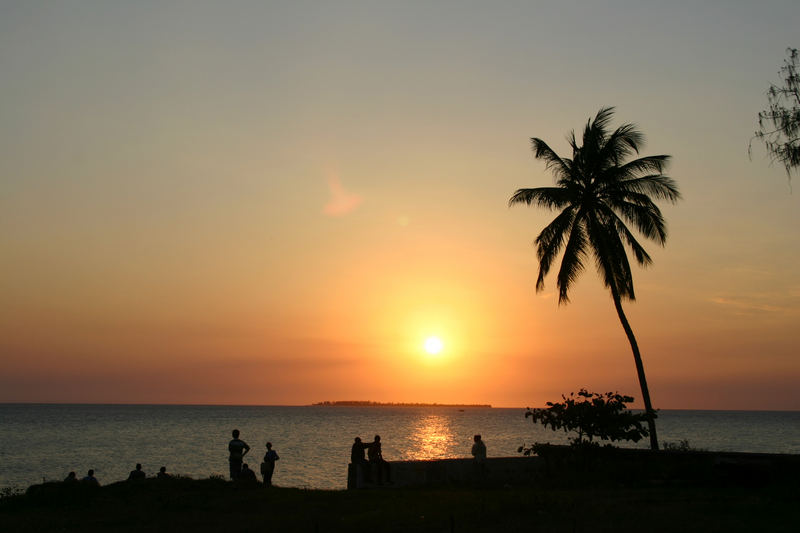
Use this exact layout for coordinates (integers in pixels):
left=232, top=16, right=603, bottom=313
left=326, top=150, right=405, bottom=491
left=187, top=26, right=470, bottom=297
left=1, top=404, right=798, bottom=491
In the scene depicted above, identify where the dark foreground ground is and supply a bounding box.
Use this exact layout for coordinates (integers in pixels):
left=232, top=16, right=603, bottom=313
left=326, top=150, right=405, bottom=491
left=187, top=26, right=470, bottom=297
left=1, top=477, right=797, bottom=533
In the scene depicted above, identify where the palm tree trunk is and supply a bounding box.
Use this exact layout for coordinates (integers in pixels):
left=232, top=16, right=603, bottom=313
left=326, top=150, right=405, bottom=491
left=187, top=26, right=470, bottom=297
left=610, top=288, right=659, bottom=450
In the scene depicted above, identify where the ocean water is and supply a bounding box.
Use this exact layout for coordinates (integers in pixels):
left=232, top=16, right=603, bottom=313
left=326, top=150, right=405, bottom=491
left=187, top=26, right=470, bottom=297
left=1, top=404, right=798, bottom=491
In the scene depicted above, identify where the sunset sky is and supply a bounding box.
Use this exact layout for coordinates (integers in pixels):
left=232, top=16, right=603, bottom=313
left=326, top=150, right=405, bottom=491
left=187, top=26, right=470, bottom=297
left=2, top=1, right=799, bottom=409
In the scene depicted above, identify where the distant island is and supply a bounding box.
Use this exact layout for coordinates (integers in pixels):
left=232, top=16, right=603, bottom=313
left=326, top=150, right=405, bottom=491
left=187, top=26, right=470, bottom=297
left=312, top=401, right=491, bottom=408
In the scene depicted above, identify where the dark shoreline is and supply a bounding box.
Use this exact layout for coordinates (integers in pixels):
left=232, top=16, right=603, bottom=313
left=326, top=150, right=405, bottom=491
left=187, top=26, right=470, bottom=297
left=4, top=447, right=799, bottom=532
left=312, top=401, right=492, bottom=408
left=2, top=475, right=794, bottom=533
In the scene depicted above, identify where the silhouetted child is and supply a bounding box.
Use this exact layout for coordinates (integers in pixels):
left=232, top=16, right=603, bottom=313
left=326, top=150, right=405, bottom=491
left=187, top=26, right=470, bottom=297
left=157, top=466, right=171, bottom=479
left=261, top=442, right=280, bottom=486
left=128, top=463, right=146, bottom=481
left=367, top=435, right=391, bottom=484
left=239, top=463, right=258, bottom=484
left=64, top=471, right=77, bottom=483
left=82, top=469, right=99, bottom=485
left=228, top=429, right=250, bottom=480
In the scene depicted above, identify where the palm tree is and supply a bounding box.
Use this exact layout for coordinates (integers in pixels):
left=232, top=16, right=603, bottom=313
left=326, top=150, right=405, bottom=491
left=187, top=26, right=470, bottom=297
left=509, top=107, right=680, bottom=450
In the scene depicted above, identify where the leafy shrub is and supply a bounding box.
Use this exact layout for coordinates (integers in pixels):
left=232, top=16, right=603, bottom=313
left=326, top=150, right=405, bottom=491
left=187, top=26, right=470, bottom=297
left=0, top=486, right=23, bottom=501
left=520, top=389, right=653, bottom=452
left=662, top=439, right=705, bottom=452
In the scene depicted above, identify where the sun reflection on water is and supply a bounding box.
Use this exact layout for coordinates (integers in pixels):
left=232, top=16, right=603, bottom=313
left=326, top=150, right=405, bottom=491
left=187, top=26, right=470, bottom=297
left=405, top=415, right=455, bottom=460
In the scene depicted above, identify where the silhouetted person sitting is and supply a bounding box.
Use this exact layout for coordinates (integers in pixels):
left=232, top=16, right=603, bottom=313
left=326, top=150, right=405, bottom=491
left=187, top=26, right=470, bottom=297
left=367, top=435, right=391, bottom=484
left=157, top=466, right=171, bottom=480
left=239, top=463, right=258, bottom=484
left=64, top=471, right=77, bottom=483
left=471, top=434, right=487, bottom=461
left=261, top=442, right=279, bottom=486
left=128, top=463, right=146, bottom=481
left=82, top=469, right=99, bottom=486
left=228, top=429, right=250, bottom=480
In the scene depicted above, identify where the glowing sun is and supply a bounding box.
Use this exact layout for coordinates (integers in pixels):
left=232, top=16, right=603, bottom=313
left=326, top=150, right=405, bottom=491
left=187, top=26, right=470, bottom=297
left=424, top=336, right=444, bottom=355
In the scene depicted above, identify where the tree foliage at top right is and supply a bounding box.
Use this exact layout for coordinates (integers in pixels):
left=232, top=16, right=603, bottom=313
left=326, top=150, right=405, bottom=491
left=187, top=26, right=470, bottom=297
left=752, top=47, right=800, bottom=179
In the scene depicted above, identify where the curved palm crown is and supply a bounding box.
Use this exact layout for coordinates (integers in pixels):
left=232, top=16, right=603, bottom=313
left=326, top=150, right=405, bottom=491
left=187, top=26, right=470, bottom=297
left=510, top=107, right=680, bottom=450
left=509, top=107, right=680, bottom=304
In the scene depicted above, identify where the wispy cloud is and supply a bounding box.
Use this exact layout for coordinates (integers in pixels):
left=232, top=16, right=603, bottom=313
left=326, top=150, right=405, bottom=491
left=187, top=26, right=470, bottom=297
left=323, top=175, right=363, bottom=216
left=710, top=297, right=786, bottom=314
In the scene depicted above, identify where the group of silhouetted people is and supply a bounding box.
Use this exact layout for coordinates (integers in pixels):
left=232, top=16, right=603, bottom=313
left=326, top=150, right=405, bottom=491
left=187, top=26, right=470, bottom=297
left=63, top=464, right=173, bottom=486
left=228, top=429, right=280, bottom=486
left=350, top=433, right=488, bottom=486
left=60, top=429, right=279, bottom=489
left=127, top=463, right=172, bottom=481
left=63, top=469, right=101, bottom=485
left=351, top=435, right=392, bottom=484
left=62, top=471, right=81, bottom=484
left=59, top=429, right=483, bottom=489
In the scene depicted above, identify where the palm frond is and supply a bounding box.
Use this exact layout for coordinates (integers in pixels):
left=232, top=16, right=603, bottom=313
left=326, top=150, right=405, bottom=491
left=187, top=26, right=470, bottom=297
left=616, top=173, right=681, bottom=203
left=592, top=107, right=617, bottom=132
left=614, top=156, right=670, bottom=179
left=598, top=205, right=653, bottom=266
left=555, top=217, right=589, bottom=304
left=587, top=214, right=635, bottom=300
left=610, top=196, right=668, bottom=244
left=598, top=123, right=644, bottom=167
left=534, top=207, right=578, bottom=291
left=531, top=138, right=571, bottom=180
left=508, top=187, right=573, bottom=209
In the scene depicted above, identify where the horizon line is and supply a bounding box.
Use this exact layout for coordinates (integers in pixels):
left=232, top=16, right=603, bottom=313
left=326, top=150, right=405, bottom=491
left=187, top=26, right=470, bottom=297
left=1, top=401, right=799, bottom=412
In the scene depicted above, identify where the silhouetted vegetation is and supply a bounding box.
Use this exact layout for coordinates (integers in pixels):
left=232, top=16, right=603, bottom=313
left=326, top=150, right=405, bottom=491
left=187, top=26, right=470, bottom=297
left=0, top=486, right=23, bottom=500
left=510, top=107, right=681, bottom=450
left=751, top=47, right=800, bottom=179
left=519, top=390, right=651, bottom=453
left=663, top=439, right=706, bottom=452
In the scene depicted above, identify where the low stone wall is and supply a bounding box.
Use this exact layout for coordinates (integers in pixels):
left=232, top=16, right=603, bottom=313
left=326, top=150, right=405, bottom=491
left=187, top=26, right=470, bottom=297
left=531, top=445, right=800, bottom=486
left=347, top=448, right=800, bottom=489
left=347, top=456, right=543, bottom=489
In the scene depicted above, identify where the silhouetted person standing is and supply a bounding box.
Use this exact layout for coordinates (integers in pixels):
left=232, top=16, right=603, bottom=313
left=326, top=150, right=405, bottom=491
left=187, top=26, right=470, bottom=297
left=127, top=463, right=146, bottom=481
left=367, top=435, right=391, bottom=484
left=351, top=436, right=371, bottom=484
left=261, top=442, right=279, bottom=486
left=351, top=437, right=370, bottom=463
left=228, top=429, right=250, bottom=480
